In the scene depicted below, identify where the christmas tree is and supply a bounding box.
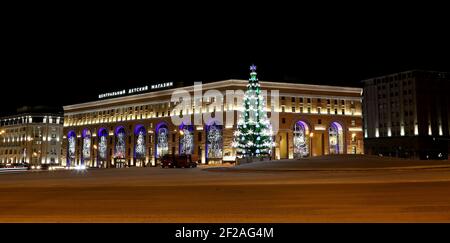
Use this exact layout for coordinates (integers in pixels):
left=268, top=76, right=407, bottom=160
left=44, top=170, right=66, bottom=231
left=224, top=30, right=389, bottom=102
left=232, top=65, right=275, bottom=158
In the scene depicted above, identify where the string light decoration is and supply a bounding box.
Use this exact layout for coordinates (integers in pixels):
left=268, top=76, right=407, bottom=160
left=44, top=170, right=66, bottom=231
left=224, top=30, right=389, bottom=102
left=98, top=135, right=107, bottom=160
left=135, top=128, right=146, bottom=158
left=232, top=65, right=275, bottom=158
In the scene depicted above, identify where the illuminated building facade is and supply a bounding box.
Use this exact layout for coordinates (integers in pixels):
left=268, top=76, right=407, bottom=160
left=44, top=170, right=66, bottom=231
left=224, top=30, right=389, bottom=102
left=363, top=70, right=450, bottom=159
left=62, top=80, right=363, bottom=167
left=0, top=106, right=64, bottom=166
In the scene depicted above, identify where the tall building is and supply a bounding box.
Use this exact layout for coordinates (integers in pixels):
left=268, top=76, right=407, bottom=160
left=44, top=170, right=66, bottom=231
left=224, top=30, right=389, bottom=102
left=363, top=70, right=450, bottom=159
left=0, top=106, right=64, bottom=166
left=62, top=79, right=364, bottom=168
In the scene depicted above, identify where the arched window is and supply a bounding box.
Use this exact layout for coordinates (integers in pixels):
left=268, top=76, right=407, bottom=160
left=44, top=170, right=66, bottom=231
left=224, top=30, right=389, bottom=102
left=115, top=126, right=126, bottom=159
left=134, top=125, right=146, bottom=159
left=206, top=123, right=223, bottom=159
left=329, top=122, right=344, bottom=154
left=98, top=128, right=108, bottom=161
left=82, top=129, right=91, bottom=164
left=293, top=121, right=310, bottom=158
left=67, top=131, right=76, bottom=166
left=179, top=124, right=194, bottom=155
left=155, top=123, right=169, bottom=158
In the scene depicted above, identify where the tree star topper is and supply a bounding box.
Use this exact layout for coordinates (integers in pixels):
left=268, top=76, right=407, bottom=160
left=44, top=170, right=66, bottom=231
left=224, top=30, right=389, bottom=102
left=250, top=64, right=257, bottom=72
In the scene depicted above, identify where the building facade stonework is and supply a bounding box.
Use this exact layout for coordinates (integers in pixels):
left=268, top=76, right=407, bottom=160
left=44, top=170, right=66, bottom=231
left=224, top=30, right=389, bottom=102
left=62, top=80, right=364, bottom=167
left=363, top=70, right=450, bottom=159
left=0, top=110, right=64, bottom=166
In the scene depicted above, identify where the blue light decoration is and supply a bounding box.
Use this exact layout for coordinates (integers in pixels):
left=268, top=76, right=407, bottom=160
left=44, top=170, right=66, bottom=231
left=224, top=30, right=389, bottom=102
left=155, top=122, right=169, bottom=159
left=82, top=129, right=91, bottom=166
left=293, top=121, right=309, bottom=158
left=329, top=122, right=344, bottom=154
left=67, top=131, right=76, bottom=167
left=134, top=125, right=146, bottom=159
left=98, top=128, right=108, bottom=161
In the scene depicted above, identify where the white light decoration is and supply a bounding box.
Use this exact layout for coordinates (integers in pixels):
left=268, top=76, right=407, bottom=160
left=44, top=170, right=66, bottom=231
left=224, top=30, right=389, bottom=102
left=232, top=65, right=275, bottom=158
left=329, top=123, right=344, bottom=154
left=207, top=123, right=223, bottom=158
left=83, top=133, right=91, bottom=161
left=180, top=127, right=194, bottom=155
left=135, top=128, right=146, bottom=158
left=293, top=122, right=309, bottom=158
left=68, top=136, right=76, bottom=161
left=98, top=133, right=107, bottom=160
left=156, top=126, right=169, bottom=158
left=115, top=129, right=126, bottom=159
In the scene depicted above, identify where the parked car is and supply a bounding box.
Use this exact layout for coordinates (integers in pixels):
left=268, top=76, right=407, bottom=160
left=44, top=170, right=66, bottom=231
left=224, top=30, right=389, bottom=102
left=40, top=163, right=60, bottom=171
left=161, top=154, right=198, bottom=168
left=161, top=154, right=176, bottom=168
left=12, top=163, right=28, bottom=168
left=29, top=163, right=59, bottom=171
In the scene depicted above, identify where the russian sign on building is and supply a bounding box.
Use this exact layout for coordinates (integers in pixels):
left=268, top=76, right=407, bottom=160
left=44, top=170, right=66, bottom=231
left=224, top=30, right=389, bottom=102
left=98, top=82, right=174, bottom=99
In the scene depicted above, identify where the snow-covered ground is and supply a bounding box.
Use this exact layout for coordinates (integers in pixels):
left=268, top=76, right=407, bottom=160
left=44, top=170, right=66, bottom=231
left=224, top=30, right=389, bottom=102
left=208, top=155, right=450, bottom=171
left=1, top=155, right=450, bottom=222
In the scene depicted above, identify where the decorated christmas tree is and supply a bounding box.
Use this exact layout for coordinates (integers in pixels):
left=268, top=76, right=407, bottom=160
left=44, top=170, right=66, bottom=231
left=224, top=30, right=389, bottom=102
left=232, top=65, right=275, bottom=158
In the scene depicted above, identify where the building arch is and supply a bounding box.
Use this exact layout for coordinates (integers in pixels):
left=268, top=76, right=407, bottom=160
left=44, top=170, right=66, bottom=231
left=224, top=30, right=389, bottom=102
left=293, top=120, right=311, bottom=158
left=114, top=126, right=127, bottom=167
left=205, top=121, right=223, bottom=163
left=155, top=122, right=169, bottom=160
left=179, top=123, right=194, bottom=155
left=97, top=127, right=108, bottom=167
left=67, top=130, right=77, bottom=167
left=328, top=121, right=345, bottom=154
left=134, top=124, right=146, bottom=166
left=81, top=128, right=92, bottom=167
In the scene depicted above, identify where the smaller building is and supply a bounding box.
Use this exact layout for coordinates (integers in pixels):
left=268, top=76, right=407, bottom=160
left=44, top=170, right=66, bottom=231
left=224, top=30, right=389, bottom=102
left=0, top=106, right=64, bottom=166
left=363, top=70, right=450, bottom=159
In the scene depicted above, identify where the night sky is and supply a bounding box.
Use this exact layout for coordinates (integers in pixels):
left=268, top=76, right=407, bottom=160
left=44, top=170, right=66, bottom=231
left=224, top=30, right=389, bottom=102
left=2, top=9, right=449, bottom=116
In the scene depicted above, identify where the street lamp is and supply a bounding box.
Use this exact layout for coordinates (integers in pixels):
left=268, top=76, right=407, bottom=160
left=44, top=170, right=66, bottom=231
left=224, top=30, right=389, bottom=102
left=309, top=132, right=314, bottom=157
